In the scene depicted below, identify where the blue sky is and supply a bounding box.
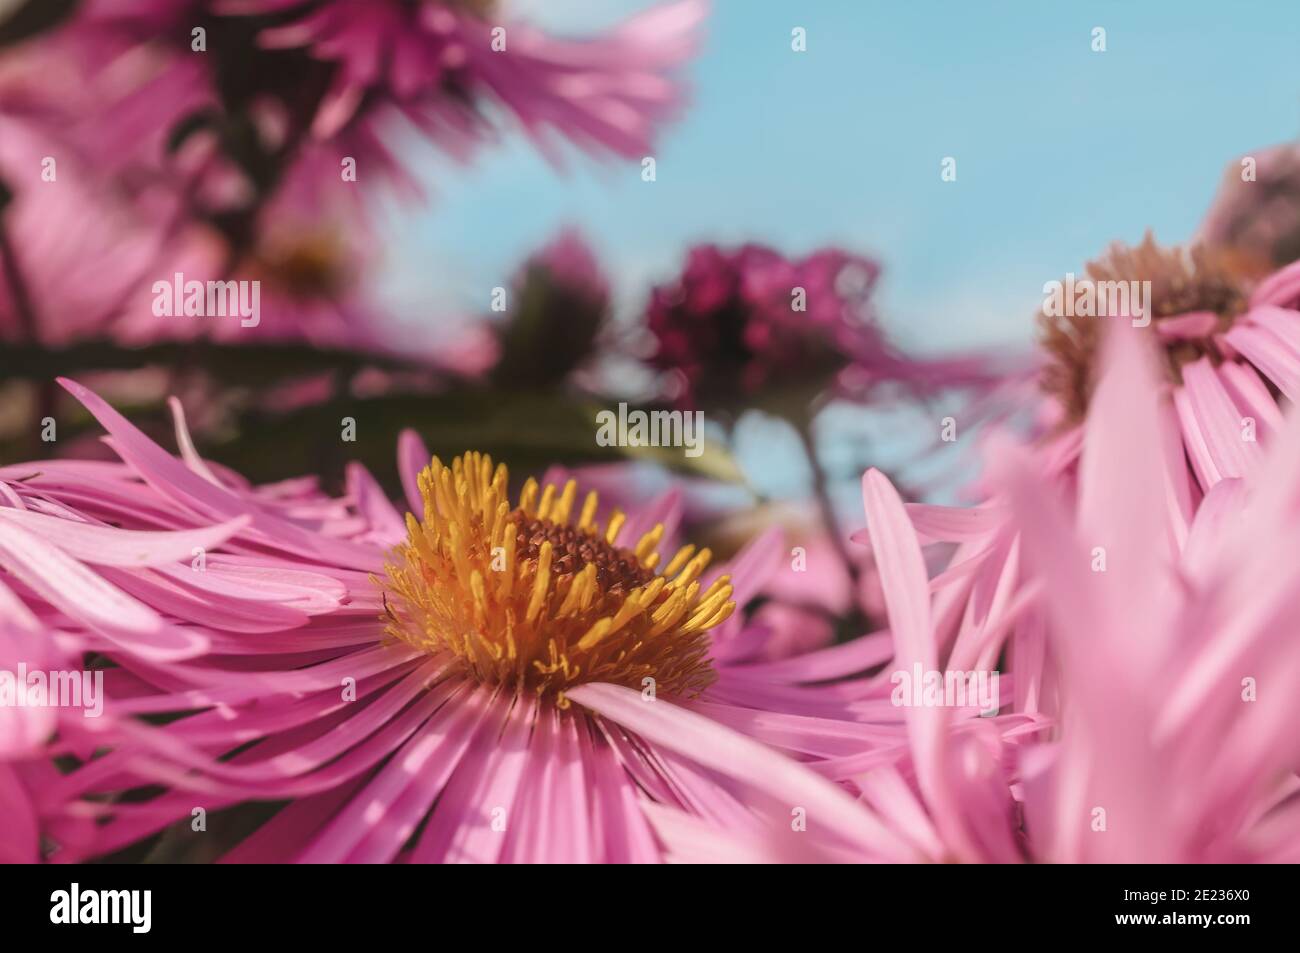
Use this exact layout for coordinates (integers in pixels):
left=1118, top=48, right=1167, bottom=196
left=387, top=0, right=1300, bottom=353
left=380, top=0, right=1300, bottom=508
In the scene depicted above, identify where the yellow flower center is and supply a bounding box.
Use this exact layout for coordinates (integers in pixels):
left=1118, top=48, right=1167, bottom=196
left=381, top=453, right=734, bottom=703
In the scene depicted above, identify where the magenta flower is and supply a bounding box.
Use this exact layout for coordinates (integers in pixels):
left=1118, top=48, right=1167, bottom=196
left=55, top=0, right=701, bottom=191
left=646, top=243, right=882, bottom=410
left=2, top=380, right=904, bottom=863
left=645, top=242, right=1000, bottom=413
left=227, top=0, right=705, bottom=158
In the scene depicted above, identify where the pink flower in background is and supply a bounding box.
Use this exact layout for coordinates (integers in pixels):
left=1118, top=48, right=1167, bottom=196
left=1039, top=237, right=1300, bottom=510
left=646, top=242, right=1002, bottom=412
left=227, top=0, right=705, bottom=160
left=0, top=109, right=385, bottom=350
left=522, top=228, right=609, bottom=309
left=0, top=124, right=151, bottom=345
left=1, top=380, right=923, bottom=863
left=37, top=0, right=430, bottom=206
left=49, top=0, right=701, bottom=203
left=0, top=1, right=705, bottom=360
left=646, top=243, right=884, bottom=409
left=490, top=229, right=611, bottom=390
left=1198, top=141, right=1300, bottom=273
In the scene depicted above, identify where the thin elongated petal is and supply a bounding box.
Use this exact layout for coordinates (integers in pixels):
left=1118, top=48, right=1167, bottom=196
left=568, top=682, right=916, bottom=860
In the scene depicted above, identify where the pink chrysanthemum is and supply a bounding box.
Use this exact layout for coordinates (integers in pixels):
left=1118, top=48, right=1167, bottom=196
left=0, top=105, right=390, bottom=350
left=646, top=243, right=884, bottom=409
left=0, top=501, right=256, bottom=863
left=1197, top=141, right=1300, bottom=273
left=650, top=324, right=1300, bottom=863
left=2, top=379, right=907, bottom=863
left=646, top=242, right=1001, bottom=412
left=226, top=0, right=705, bottom=158
left=906, top=244, right=1300, bottom=757
left=1038, top=238, right=1300, bottom=503
left=52, top=0, right=702, bottom=195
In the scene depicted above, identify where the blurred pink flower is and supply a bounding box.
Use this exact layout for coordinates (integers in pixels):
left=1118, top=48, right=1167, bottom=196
left=0, top=112, right=210, bottom=346
left=888, top=248, right=1269, bottom=751
left=29, top=0, right=421, bottom=215
left=1, top=379, right=910, bottom=863
left=1039, top=239, right=1300, bottom=507
left=1197, top=141, right=1300, bottom=272
left=225, top=0, right=705, bottom=160
left=646, top=242, right=1001, bottom=413
left=646, top=243, right=882, bottom=409
left=47, top=0, right=701, bottom=206
left=0, top=104, right=395, bottom=350
left=523, top=228, right=609, bottom=308
left=1, top=1, right=704, bottom=359
left=491, top=229, right=611, bottom=389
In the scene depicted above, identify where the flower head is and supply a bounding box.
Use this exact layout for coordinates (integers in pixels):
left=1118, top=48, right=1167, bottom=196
left=382, top=453, right=731, bottom=701
left=1, top=379, right=891, bottom=863
left=1001, top=323, right=1300, bottom=861
left=1038, top=234, right=1300, bottom=496
left=490, top=230, right=610, bottom=390
left=645, top=241, right=1004, bottom=414
left=1039, top=232, right=1260, bottom=426
left=230, top=0, right=705, bottom=158
left=645, top=242, right=886, bottom=410
left=1198, top=141, right=1300, bottom=272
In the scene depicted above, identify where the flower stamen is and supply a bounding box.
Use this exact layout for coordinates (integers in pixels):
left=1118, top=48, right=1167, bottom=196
left=380, top=453, right=732, bottom=702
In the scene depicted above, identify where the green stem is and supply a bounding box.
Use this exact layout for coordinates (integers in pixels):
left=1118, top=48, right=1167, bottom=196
left=793, top=414, right=863, bottom=606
